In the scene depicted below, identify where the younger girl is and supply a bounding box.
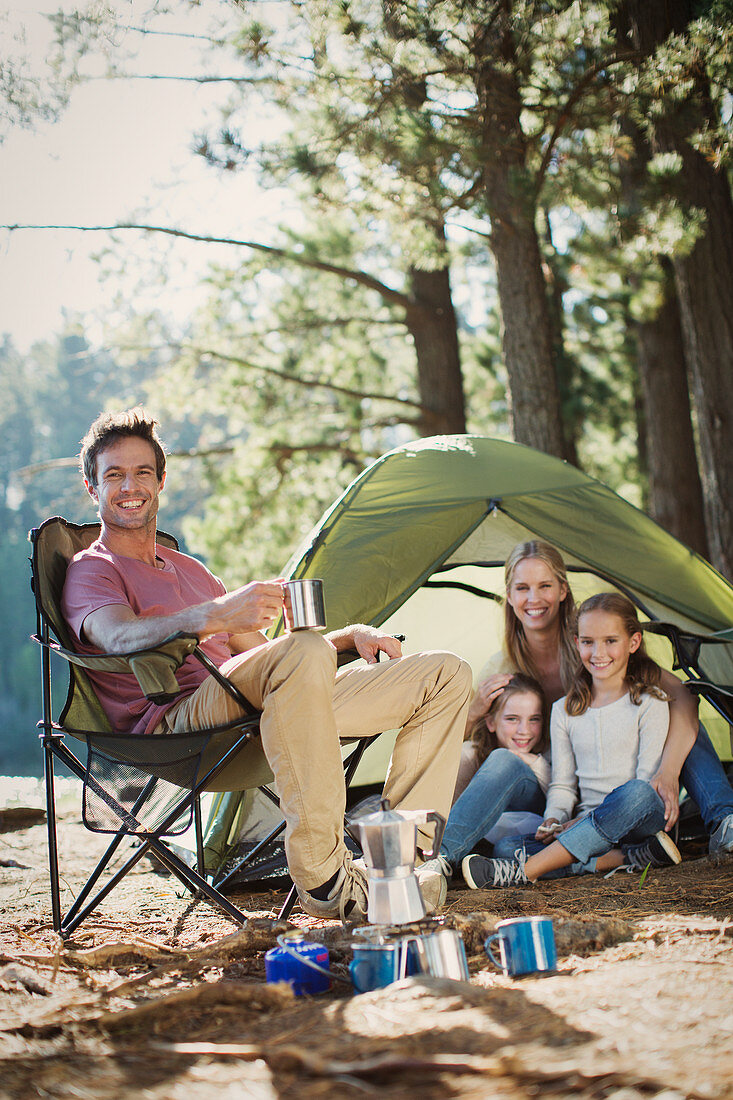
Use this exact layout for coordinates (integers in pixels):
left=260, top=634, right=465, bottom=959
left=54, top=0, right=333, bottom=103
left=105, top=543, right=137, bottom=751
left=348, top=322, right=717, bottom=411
left=417, top=674, right=550, bottom=902
left=463, top=593, right=681, bottom=888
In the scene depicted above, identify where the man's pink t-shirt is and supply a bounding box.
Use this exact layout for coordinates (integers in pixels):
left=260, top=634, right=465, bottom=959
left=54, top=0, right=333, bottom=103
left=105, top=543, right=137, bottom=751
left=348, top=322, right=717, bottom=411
left=61, top=539, right=232, bottom=736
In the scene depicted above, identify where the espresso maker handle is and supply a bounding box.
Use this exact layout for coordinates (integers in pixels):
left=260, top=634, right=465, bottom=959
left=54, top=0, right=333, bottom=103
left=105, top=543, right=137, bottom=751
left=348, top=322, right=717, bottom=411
left=419, top=810, right=446, bottom=859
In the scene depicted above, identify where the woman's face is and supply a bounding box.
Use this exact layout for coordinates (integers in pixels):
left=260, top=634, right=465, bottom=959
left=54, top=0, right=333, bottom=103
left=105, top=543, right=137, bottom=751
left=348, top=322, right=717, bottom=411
left=487, top=691, right=544, bottom=754
left=507, top=557, right=567, bottom=634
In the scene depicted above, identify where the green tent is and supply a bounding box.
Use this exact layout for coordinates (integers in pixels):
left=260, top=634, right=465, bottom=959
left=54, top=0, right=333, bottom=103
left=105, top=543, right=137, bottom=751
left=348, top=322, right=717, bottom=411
left=282, top=434, right=733, bottom=766
left=202, top=434, right=733, bottom=871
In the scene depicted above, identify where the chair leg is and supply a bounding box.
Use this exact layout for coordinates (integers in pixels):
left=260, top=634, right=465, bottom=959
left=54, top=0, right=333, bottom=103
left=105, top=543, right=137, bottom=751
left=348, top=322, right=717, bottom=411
left=62, top=831, right=247, bottom=935
left=213, top=816, right=287, bottom=890
left=43, top=742, right=62, bottom=934
left=194, top=795, right=206, bottom=896
left=63, top=772, right=160, bottom=929
left=278, top=883, right=298, bottom=921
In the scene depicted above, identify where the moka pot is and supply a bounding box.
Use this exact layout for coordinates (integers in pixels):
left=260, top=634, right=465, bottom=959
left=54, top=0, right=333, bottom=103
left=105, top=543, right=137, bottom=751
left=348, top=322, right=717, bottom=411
left=350, top=798, right=446, bottom=925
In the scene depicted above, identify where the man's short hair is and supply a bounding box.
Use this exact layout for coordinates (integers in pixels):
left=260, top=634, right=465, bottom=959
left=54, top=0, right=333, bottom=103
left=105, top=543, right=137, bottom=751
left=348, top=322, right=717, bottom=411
left=80, top=408, right=167, bottom=486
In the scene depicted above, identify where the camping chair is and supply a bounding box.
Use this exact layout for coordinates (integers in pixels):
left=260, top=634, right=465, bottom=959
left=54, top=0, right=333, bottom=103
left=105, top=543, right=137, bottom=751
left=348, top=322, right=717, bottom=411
left=29, top=517, right=376, bottom=936
left=642, top=621, right=733, bottom=754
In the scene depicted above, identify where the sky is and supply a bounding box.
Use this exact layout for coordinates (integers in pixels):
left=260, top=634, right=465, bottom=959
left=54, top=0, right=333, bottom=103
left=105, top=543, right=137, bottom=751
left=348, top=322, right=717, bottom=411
left=0, top=0, right=291, bottom=351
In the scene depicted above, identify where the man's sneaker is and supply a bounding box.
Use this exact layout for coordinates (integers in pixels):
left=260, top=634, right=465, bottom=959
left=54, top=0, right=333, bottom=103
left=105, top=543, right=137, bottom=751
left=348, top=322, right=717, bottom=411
left=415, top=853, right=451, bottom=913
left=623, top=831, right=681, bottom=871
left=297, top=852, right=369, bottom=922
left=709, top=813, right=733, bottom=855
left=462, top=850, right=529, bottom=889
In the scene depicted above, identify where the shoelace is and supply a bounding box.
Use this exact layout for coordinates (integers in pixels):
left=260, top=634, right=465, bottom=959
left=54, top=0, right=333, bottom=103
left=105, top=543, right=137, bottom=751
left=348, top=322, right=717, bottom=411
left=492, top=859, right=521, bottom=886
left=337, top=852, right=369, bottom=922
left=492, top=850, right=527, bottom=886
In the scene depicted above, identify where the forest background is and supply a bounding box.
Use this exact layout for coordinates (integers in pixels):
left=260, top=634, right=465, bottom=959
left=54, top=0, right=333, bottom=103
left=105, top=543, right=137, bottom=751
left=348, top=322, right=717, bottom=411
left=1, top=0, right=732, bottom=776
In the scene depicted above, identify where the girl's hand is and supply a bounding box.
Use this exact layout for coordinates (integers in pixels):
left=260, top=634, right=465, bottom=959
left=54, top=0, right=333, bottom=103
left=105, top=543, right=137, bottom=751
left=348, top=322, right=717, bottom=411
left=535, top=818, right=562, bottom=843
left=467, top=673, right=512, bottom=723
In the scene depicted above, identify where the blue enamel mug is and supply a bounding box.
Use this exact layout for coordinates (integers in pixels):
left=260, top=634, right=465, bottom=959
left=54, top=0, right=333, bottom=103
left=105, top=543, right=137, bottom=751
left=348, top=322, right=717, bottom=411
left=485, top=916, right=557, bottom=978
left=349, top=941, right=411, bottom=992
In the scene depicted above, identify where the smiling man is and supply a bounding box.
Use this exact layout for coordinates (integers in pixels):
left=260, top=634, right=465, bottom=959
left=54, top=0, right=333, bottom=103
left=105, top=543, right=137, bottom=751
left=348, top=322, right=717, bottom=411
left=61, top=408, right=472, bottom=922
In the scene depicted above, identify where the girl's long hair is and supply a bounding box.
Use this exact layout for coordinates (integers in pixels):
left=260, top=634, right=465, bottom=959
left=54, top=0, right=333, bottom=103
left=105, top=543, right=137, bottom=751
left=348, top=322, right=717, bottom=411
left=565, top=592, right=668, bottom=716
left=503, top=540, right=578, bottom=691
left=471, top=673, right=549, bottom=766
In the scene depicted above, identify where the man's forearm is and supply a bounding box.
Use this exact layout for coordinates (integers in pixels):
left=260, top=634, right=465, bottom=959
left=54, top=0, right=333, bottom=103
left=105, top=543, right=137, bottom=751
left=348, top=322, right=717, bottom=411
left=83, top=602, right=217, bottom=654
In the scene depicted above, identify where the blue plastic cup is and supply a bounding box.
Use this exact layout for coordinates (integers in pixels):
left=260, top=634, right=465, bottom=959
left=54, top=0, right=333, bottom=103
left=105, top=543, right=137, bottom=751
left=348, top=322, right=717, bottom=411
left=349, top=942, right=411, bottom=992
left=485, top=916, right=557, bottom=978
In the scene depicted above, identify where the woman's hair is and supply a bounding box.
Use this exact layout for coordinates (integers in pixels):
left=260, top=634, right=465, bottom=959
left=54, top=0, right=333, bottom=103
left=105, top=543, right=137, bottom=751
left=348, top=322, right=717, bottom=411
left=565, top=592, right=667, bottom=716
left=503, top=540, right=578, bottom=691
left=471, top=673, right=549, bottom=766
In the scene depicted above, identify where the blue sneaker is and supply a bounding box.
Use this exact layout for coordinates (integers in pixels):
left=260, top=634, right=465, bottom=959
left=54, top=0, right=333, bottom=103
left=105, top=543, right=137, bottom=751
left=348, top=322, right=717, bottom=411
left=709, top=814, right=733, bottom=854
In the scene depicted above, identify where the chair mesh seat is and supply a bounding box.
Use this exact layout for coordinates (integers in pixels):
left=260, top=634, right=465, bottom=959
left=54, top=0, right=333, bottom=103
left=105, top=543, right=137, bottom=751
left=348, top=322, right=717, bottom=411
left=81, top=731, right=212, bottom=835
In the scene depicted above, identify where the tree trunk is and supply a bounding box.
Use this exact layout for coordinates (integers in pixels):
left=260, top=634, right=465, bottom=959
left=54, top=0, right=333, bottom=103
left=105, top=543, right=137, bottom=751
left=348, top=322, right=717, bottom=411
left=611, top=91, right=709, bottom=556
left=405, top=262, right=466, bottom=436
left=473, top=5, right=567, bottom=459
left=619, top=0, right=733, bottom=577
left=635, top=269, right=709, bottom=556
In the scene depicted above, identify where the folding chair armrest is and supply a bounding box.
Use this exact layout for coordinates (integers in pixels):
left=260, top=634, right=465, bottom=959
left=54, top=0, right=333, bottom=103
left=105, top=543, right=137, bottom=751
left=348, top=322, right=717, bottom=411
left=684, top=680, right=733, bottom=701
left=33, top=631, right=200, bottom=703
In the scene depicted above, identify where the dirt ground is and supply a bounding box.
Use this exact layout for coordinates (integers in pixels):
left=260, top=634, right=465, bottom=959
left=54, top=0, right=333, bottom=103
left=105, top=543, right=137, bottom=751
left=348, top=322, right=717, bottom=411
left=1, top=779, right=732, bottom=1100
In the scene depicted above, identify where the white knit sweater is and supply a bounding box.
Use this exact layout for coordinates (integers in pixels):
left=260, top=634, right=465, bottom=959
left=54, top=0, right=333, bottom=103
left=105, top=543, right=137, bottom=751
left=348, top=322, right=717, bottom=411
left=543, top=692, right=670, bottom=823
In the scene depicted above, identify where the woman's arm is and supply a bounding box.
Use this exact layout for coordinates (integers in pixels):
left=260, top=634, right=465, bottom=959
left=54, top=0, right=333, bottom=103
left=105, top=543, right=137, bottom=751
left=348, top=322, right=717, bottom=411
left=650, top=671, right=699, bottom=830
left=465, top=673, right=513, bottom=734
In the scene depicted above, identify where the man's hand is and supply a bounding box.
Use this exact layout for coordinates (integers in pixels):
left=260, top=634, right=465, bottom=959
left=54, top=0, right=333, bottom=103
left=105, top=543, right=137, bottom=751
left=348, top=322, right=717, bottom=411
left=212, top=581, right=284, bottom=636
left=349, top=625, right=402, bottom=664
left=650, top=766, right=681, bottom=831
left=326, top=624, right=402, bottom=664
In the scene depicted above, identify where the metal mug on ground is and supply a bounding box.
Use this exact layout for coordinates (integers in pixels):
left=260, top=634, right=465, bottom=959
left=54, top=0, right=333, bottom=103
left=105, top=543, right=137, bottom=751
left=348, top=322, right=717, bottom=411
left=283, top=579, right=326, bottom=630
left=411, top=928, right=469, bottom=981
left=485, top=916, right=557, bottom=978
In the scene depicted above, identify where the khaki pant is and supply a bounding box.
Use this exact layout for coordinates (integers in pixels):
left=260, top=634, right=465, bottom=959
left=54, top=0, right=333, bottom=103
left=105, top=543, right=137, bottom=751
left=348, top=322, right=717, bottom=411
left=158, top=632, right=471, bottom=891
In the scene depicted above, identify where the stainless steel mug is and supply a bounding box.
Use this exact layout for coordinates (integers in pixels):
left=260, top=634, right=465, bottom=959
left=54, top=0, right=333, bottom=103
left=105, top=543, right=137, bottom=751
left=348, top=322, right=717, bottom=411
left=411, top=928, right=469, bottom=981
left=283, top=579, right=326, bottom=630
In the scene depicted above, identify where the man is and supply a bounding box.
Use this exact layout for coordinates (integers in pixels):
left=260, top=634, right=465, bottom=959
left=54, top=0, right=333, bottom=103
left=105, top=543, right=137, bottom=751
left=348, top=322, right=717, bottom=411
left=62, top=409, right=472, bottom=921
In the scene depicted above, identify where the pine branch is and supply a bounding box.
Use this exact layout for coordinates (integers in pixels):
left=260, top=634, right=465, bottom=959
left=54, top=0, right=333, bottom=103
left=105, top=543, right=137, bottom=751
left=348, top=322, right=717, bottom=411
left=535, top=52, right=636, bottom=197
left=122, top=342, right=424, bottom=410
left=2, top=222, right=410, bottom=308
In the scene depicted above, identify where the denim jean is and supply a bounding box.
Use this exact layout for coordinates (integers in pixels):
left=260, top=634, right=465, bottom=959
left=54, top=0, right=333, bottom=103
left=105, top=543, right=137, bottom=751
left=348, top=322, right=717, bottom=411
left=680, top=725, right=733, bottom=833
left=494, top=778, right=666, bottom=877
left=439, top=748, right=545, bottom=869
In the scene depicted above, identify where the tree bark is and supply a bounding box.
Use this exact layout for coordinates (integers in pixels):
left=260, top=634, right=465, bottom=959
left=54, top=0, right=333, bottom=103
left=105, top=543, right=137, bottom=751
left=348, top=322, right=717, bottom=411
left=619, top=0, right=733, bottom=578
left=635, top=269, right=709, bottom=556
left=405, top=262, right=466, bottom=436
left=612, top=91, right=709, bottom=556
left=473, top=4, right=567, bottom=459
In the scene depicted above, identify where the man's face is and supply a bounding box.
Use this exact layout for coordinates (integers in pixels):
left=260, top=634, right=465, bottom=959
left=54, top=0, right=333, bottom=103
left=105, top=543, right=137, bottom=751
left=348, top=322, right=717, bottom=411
left=86, top=436, right=165, bottom=533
